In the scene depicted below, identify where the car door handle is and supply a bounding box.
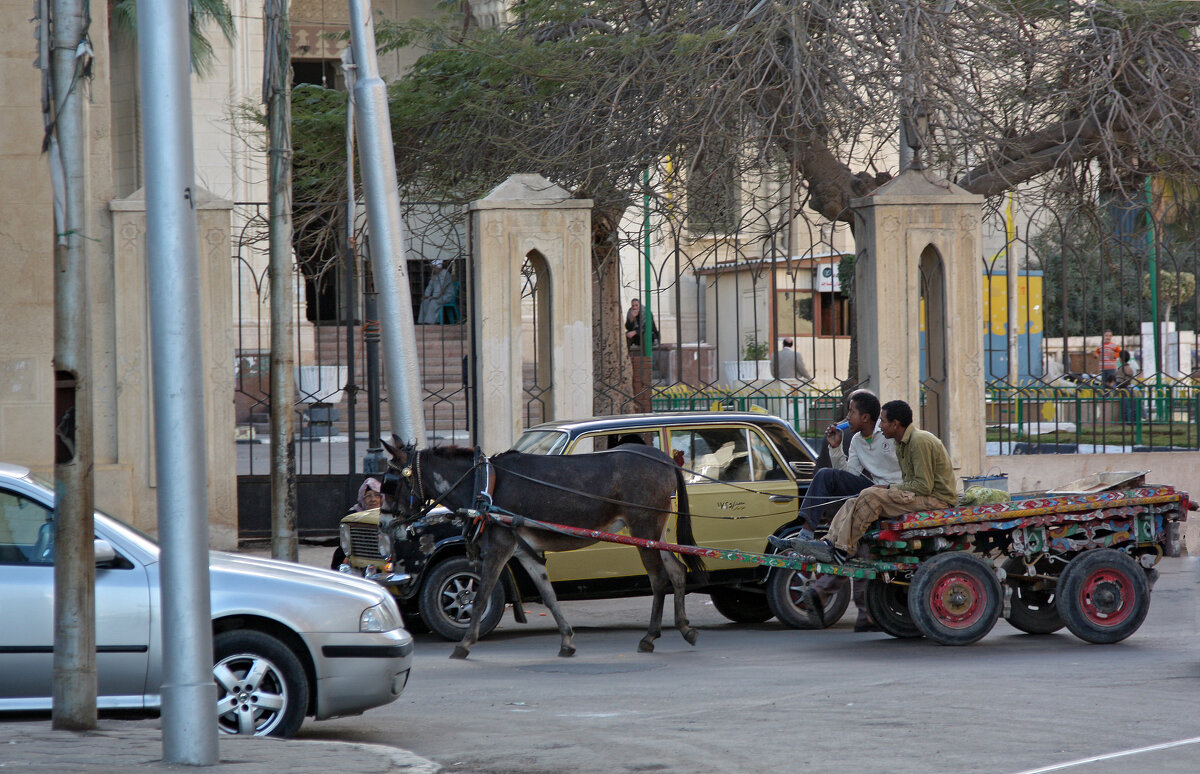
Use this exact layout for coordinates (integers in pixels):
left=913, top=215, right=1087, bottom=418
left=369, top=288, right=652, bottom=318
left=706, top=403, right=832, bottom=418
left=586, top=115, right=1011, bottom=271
left=769, top=495, right=793, bottom=502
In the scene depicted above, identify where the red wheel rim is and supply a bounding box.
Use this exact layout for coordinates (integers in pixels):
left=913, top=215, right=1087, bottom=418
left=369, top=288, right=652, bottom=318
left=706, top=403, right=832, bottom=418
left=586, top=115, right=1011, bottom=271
left=929, top=571, right=985, bottom=628
left=1078, top=568, right=1133, bottom=626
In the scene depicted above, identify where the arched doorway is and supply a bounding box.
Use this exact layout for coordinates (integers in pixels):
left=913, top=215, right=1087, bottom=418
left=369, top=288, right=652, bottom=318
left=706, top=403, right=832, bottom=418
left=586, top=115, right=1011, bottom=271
left=919, top=245, right=948, bottom=439
left=522, top=250, right=553, bottom=426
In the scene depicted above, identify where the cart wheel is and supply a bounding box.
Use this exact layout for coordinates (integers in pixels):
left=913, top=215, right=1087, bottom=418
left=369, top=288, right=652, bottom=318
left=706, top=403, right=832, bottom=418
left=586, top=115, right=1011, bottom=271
left=864, top=577, right=922, bottom=639
left=1001, top=557, right=1064, bottom=635
left=1056, top=549, right=1149, bottom=644
left=909, top=552, right=1001, bottom=646
left=766, top=568, right=850, bottom=629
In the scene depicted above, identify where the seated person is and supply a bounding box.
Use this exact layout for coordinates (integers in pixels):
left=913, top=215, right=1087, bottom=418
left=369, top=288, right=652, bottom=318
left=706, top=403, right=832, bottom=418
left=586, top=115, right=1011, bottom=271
left=611, top=433, right=648, bottom=448
left=782, top=399, right=956, bottom=564
left=771, top=390, right=900, bottom=631
left=793, top=390, right=902, bottom=532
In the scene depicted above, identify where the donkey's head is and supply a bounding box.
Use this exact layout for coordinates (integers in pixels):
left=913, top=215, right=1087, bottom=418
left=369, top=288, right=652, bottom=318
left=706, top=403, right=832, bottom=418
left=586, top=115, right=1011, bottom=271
left=380, top=435, right=480, bottom=519
left=380, top=435, right=423, bottom=519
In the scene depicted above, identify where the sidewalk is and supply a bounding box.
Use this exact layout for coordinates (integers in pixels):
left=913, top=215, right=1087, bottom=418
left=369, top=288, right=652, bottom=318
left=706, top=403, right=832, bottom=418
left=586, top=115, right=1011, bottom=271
left=0, top=718, right=440, bottom=773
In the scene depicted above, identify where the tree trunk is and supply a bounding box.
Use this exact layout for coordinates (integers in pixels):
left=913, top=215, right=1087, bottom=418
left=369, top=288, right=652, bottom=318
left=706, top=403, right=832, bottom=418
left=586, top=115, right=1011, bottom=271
left=591, top=208, right=632, bottom=415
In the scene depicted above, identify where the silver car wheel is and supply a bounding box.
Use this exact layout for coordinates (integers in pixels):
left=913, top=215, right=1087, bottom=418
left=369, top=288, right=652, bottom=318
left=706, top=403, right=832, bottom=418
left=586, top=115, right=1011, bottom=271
left=214, top=652, right=289, bottom=736
left=212, top=630, right=308, bottom=737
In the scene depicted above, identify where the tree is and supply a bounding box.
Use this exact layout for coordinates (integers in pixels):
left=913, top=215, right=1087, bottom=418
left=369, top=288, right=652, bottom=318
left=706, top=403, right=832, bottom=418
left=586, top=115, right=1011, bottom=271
left=1144, top=270, right=1197, bottom=325
left=110, top=0, right=235, bottom=77
left=292, top=0, right=1200, bottom=407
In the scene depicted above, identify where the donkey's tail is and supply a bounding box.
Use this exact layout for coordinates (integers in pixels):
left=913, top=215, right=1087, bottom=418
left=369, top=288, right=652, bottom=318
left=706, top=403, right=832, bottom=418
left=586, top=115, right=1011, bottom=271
left=673, top=465, right=708, bottom=580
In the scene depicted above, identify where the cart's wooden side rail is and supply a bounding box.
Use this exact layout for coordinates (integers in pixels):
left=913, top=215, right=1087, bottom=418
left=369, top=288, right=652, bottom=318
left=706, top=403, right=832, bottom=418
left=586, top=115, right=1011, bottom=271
left=877, top=486, right=1187, bottom=535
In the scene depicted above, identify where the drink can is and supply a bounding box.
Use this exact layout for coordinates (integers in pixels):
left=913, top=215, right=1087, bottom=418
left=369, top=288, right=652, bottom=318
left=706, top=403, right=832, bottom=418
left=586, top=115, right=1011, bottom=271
left=835, top=420, right=850, bottom=431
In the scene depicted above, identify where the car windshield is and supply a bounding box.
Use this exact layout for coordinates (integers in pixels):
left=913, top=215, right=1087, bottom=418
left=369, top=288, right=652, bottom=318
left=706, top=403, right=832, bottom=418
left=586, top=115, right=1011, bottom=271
left=513, top=429, right=569, bottom=455
left=760, top=423, right=816, bottom=464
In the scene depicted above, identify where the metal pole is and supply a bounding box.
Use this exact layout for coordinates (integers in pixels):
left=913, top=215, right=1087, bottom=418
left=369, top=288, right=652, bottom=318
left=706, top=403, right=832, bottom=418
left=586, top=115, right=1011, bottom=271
left=1146, top=178, right=1163, bottom=422
left=347, top=0, right=426, bottom=446
left=343, top=47, right=386, bottom=475
left=363, top=287, right=385, bottom=473
left=47, top=0, right=96, bottom=731
left=265, top=0, right=297, bottom=562
left=136, top=0, right=218, bottom=763
left=1006, top=193, right=1020, bottom=384
left=643, top=168, right=652, bottom=358
left=344, top=236, right=359, bottom=482
left=343, top=49, right=359, bottom=482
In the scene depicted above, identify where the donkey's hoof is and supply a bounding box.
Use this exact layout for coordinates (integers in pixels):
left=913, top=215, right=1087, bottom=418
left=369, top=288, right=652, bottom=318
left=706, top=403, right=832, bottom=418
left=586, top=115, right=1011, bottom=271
left=450, top=646, right=470, bottom=660
left=558, top=646, right=576, bottom=658
left=637, top=639, right=655, bottom=653
left=683, top=627, right=699, bottom=646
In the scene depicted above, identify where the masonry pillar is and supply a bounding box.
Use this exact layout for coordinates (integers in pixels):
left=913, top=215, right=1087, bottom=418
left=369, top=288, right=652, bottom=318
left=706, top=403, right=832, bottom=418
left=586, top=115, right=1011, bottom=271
left=851, top=170, right=985, bottom=478
left=468, top=175, right=593, bottom=453
left=108, top=188, right=237, bottom=547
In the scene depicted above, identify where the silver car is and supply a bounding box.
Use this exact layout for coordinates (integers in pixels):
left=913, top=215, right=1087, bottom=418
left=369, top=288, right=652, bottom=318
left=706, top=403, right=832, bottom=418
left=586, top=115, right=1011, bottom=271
left=0, top=463, right=412, bottom=737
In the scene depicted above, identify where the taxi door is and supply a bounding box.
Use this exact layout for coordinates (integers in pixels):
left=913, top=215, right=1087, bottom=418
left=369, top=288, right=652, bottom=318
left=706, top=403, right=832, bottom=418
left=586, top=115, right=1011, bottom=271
left=668, top=424, right=799, bottom=570
left=544, top=429, right=670, bottom=582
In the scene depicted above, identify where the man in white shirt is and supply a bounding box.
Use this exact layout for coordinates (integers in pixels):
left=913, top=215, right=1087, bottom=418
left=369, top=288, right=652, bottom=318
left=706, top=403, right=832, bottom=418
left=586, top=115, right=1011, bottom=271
left=792, top=391, right=902, bottom=531
left=770, top=389, right=902, bottom=631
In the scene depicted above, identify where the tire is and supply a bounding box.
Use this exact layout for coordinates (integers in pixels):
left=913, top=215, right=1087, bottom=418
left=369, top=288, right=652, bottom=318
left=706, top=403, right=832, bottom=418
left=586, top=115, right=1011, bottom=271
left=399, top=603, right=430, bottom=634
left=864, top=577, right=922, bottom=639
left=1001, top=556, right=1065, bottom=635
left=213, top=630, right=309, bottom=738
left=1055, top=549, right=1150, bottom=644
left=766, top=568, right=850, bottom=629
left=419, top=556, right=506, bottom=642
left=709, top=586, right=775, bottom=623
left=909, top=552, right=1002, bottom=646
left=330, top=547, right=346, bottom=571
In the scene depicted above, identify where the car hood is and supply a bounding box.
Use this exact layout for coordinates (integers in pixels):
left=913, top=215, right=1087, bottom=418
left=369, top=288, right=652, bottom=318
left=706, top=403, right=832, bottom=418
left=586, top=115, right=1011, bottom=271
left=208, top=551, right=388, bottom=608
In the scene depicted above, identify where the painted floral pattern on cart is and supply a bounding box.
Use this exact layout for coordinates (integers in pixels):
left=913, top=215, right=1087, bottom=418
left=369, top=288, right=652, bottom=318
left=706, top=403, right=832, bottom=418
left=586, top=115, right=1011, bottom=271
left=878, top=487, right=1185, bottom=533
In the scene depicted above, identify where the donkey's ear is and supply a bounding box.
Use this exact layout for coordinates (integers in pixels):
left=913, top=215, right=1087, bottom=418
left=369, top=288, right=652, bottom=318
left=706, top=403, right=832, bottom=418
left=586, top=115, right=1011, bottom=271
left=382, top=435, right=405, bottom=462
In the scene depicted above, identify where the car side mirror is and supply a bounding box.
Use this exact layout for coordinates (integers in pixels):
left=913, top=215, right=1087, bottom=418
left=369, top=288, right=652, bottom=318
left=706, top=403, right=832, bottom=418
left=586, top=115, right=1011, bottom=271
left=94, top=538, right=117, bottom=565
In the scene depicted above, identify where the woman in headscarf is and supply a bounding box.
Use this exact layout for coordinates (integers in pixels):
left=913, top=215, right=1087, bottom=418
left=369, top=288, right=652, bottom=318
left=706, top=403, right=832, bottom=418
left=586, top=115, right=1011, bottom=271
left=331, top=477, right=382, bottom=569
left=351, top=477, right=383, bottom=512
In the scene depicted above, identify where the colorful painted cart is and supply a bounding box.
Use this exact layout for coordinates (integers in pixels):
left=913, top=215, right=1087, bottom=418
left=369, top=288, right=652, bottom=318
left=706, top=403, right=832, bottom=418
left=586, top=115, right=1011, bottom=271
left=471, top=473, right=1189, bottom=647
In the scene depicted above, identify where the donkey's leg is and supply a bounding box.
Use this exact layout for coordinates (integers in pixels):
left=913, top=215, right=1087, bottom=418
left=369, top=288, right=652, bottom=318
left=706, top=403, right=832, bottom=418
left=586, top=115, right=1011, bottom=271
left=660, top=550, right=698, bottom=646
left=451, top=530, right=515, bottom=660
left=512, top=550, right=576, bottom=657
left=634, top=547, right=669, bottom=653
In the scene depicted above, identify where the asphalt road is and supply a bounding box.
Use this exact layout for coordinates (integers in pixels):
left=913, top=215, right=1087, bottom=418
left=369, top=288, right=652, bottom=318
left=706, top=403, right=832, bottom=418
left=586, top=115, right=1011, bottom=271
left=290, top=553, right=1200, bottom=774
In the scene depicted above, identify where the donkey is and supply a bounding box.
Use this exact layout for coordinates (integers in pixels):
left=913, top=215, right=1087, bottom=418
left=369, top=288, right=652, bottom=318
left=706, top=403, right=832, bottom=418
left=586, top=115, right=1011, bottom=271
left=381, top=440, right=706, bottom=659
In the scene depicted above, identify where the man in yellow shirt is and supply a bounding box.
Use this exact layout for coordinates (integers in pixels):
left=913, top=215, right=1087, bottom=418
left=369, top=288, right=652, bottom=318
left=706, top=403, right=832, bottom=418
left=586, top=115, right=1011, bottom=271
left=783, top=399, right=956, bottom=564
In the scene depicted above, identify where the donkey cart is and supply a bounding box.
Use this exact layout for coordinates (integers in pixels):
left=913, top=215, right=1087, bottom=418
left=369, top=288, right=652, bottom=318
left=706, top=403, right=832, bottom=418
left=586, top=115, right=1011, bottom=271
left=470, top=476, right=1188, bottom=648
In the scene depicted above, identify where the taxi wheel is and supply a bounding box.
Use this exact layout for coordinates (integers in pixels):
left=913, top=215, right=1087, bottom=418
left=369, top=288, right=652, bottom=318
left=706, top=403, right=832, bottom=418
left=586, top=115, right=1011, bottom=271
left=709, top=586, right=775, bottom=623
left=330, top=547, right=345, bottom=570
left=213, top=630, right=308, bottom=738
left=420, top=557, right=506, bottom=642
left=766, top=568, right=850, bottom=629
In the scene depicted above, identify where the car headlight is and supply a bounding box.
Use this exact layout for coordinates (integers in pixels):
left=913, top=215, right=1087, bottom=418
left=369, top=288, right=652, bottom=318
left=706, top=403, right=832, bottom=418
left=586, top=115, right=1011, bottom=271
left=359, top=600, right=402, bottom=632
left=377, top=528, right=393, bottom=560
left=339, top=523, right=353, bottom=557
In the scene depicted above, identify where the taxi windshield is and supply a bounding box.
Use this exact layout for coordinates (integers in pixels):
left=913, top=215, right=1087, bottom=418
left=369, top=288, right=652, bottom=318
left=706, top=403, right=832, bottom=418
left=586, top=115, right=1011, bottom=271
left=513, top=429, right=569, bottom=455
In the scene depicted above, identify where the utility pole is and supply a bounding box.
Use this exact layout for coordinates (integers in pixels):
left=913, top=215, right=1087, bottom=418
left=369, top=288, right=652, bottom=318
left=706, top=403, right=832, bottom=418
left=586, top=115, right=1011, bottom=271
left=137, top=0, right=219, bottom=763
left=43, top=0, right=97, bottom=731
left=265, top=0, right=298, bottom=561
left=347, top=0, right=426, bottom=447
